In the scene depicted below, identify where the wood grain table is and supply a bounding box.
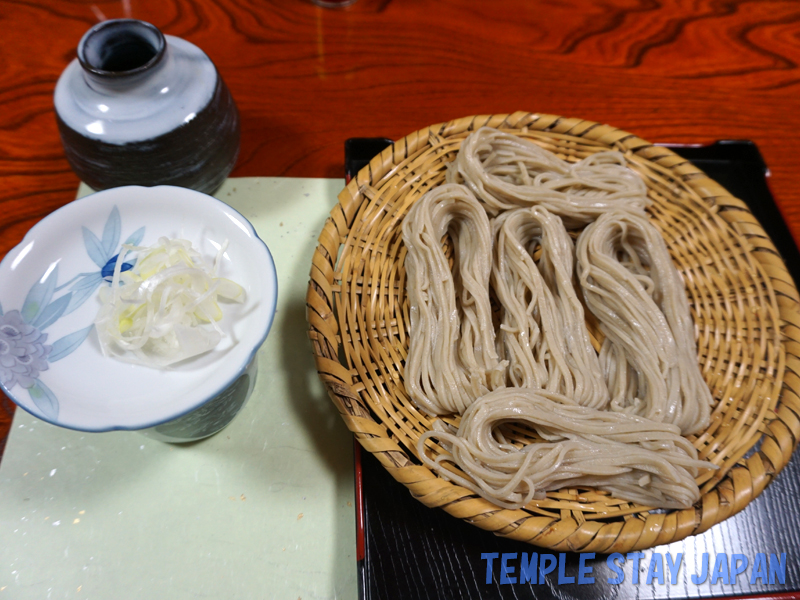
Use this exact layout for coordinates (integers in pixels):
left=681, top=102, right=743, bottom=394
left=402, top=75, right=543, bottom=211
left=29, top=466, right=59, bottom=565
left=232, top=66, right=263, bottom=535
left=2, top=0, right=800, bottom=596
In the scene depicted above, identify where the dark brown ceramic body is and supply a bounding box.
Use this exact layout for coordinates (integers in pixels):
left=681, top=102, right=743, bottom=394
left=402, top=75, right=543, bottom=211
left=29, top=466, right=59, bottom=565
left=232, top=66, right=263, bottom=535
left=56, top=73, right=240, bottom=194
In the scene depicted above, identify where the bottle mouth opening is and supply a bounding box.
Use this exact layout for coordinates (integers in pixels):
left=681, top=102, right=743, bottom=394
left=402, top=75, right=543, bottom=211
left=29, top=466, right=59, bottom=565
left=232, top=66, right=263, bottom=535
left=78, top=19, right=165, bottom=77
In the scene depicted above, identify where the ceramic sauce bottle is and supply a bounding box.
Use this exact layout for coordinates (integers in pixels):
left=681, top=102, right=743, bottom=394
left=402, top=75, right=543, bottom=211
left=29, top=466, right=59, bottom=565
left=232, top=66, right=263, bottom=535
left=54, top=19, right=240, bottom=194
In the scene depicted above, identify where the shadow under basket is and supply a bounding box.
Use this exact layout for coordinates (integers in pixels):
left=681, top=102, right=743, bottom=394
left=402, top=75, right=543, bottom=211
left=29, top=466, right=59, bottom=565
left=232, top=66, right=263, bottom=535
left=305, top=111, right=800, bottom=553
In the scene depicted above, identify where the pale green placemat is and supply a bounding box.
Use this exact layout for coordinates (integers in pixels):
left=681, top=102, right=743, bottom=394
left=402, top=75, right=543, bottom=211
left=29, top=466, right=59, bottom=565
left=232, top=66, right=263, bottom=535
left=0, top=178, right=356, bottom=600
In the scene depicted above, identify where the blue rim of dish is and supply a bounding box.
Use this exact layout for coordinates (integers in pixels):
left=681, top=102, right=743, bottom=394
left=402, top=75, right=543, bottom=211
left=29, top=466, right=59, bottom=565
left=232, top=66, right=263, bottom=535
left=0, top=185, right=278, bottom=433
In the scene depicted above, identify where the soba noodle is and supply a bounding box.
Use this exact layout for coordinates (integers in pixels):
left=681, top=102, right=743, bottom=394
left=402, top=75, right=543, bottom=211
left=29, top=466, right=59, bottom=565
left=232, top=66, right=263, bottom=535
left=402, top=183, right=506, bottom=415
left=417, top=389, right=713, bottom=510
left=575, top=210, right=713, bottom=435
left=400, top=128, right=714, bottom=509
left=492, top=206, right=609, bottom=408
left=448, top=127, right=649, bottom=225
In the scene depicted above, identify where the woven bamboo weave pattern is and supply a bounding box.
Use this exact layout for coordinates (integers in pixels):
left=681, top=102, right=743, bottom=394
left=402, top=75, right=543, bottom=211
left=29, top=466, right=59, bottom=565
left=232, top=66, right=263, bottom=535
left=306, top=112, right=800, bottom=552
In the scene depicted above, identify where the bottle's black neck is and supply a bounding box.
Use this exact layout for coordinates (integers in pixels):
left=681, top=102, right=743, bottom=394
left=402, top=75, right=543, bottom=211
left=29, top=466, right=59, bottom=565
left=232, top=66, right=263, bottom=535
left=78, top=19, right=165, bottom=81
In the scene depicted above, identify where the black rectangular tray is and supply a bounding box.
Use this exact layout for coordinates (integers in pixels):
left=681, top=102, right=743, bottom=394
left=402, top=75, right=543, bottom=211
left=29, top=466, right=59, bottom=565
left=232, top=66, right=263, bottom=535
left=345, top=139, right=800, bottom=600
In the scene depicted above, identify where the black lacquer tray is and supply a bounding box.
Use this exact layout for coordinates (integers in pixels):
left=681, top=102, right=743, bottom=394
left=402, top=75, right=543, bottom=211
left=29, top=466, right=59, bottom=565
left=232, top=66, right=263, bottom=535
left=345, top=138, right=800, bottom=600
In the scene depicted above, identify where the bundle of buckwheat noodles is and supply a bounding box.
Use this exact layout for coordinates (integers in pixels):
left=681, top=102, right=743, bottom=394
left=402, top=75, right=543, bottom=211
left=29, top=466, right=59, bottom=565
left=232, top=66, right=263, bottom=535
left=400, top=128, right=715, bottom=510
left=418, top=389, right=712, bottom=509
left=447, top=127, right=650, bottom=225
left=575, top=210, right=712, bottom=435
left=402, top=183, right=507, bottom=415
left=492, top=206, right=609, bottom=408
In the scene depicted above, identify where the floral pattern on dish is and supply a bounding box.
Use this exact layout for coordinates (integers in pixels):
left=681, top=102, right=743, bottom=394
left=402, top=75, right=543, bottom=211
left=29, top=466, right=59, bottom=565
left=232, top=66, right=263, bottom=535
left=0, top=206, right=144, bottom=421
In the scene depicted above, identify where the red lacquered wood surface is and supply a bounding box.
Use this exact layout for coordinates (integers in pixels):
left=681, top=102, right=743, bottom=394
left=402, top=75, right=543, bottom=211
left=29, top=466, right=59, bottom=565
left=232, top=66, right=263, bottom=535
left=1, top=0, right=799, bottom=449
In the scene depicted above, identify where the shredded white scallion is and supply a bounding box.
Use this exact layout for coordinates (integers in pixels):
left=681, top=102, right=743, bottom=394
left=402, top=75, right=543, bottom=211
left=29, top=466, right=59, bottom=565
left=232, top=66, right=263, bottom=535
left=95, top=237, right=245, bottom=368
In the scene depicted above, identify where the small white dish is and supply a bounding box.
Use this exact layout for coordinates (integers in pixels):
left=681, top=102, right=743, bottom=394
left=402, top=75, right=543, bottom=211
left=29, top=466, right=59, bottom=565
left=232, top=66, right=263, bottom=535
left=0, top=185, right=277, bottom=440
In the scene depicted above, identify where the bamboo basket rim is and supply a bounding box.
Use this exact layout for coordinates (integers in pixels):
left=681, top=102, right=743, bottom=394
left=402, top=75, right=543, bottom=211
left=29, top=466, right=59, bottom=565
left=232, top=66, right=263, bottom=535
left=305, top=111, right=800, bottom=553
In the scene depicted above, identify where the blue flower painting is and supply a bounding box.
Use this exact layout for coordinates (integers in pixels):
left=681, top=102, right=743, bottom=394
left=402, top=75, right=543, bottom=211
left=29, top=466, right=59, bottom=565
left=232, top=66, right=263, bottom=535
left=0, top=206, right=144, bottom=422
left=56, top=206, right=145, bottom=315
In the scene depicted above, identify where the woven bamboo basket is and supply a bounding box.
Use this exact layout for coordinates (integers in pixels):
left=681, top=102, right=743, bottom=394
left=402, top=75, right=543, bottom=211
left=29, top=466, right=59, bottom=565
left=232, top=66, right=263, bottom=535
left=306, top=111, right=800, bottom=552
